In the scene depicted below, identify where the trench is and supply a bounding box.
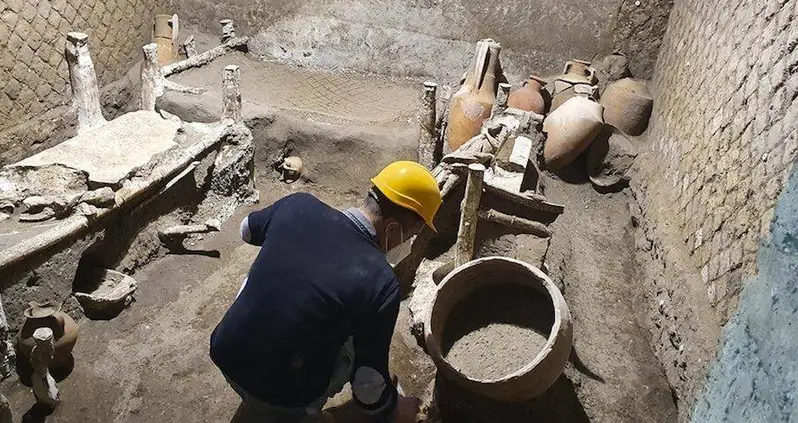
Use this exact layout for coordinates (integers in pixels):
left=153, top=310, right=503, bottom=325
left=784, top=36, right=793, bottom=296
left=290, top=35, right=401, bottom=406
left=1, top=55, right=677, bottom=422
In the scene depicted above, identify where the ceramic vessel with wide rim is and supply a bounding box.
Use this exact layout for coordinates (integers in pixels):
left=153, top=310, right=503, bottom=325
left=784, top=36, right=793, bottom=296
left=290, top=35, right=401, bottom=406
left=507, top=75, right=548, bottom=115
left=17, top=301, right=79, bottom=369
left=551, top=59, right=598, bottom=112
left=423, top=257, right=573, bottom=401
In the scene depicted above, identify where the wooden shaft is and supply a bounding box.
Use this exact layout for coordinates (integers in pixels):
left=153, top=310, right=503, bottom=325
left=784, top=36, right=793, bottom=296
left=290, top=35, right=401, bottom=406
left=490, top=82, right=511, bottom=118
left=418, top=81, right=439, bottom=169
left=162, top=36, right=249, bottom=77
left=140, top=43, right=162, bottom=111
left=455, top=163, right=485, bottom=267
left=65, top=32, right=106, bottom=133
left=478, top=209, right=552, bottom=237
left=222, top=65, right=242, bottom=122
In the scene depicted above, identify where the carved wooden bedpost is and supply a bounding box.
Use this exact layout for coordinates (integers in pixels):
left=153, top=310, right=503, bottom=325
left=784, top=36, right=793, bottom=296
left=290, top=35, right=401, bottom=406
left=220, top=19, right=236, bottom=43
left=141, top=43, right=162, bottom=111
left=222, top=65, right=242, bottom=122
left=418, top=81, right=440, bottom=170
left=455, top=163, right=485, bottom=267
left=183, top=35, right=197, bottom=58
left=65, top=32, right=106, bottom=133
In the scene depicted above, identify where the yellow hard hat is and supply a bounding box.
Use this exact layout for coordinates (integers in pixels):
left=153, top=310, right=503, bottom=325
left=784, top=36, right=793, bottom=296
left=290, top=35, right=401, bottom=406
left=371, top=161, right=442, bottom=232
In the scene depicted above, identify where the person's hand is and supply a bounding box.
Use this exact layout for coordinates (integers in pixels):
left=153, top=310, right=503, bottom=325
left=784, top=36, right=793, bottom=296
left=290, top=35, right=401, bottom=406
left=392, top=395, right=421, bottom=423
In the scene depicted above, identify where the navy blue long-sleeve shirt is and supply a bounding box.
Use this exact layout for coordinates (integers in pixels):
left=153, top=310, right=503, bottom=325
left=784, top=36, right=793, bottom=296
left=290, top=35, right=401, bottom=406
left=210, top=193, right=399, bottom=417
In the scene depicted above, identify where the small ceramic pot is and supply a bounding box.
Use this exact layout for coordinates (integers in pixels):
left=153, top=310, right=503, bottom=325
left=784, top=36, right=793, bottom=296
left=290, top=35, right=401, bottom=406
left=17, top=301, right=79, bottom=369
left=508, top=75, right=549, bottom=115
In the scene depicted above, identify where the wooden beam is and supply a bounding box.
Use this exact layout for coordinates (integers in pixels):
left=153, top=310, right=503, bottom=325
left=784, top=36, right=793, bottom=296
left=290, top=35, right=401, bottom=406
left=455, top=163, right=485, bottom=267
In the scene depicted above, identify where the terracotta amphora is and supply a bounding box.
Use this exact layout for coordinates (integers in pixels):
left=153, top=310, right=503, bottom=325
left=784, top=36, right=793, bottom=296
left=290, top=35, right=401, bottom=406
left=17, top=301, right=79, bottom=369
left=542, top=91, right=605, bottom=170
left=446, top=39, right=504, bottom=151
left=600, top=78, right=653, bottom=136
left=551, top=59, right=598, bottom=112
left=508, top=75, right=549, bottom=115
left=153, top=14, right=178, bottom=65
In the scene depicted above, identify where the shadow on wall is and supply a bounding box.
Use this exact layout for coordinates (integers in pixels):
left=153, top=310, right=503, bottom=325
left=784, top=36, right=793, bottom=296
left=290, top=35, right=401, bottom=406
left=692, top=162, right=798, bottom=422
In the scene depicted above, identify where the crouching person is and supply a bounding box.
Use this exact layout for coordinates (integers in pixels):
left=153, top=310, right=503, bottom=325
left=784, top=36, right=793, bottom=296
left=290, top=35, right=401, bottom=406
left=210, top=161, right=442, bottom=423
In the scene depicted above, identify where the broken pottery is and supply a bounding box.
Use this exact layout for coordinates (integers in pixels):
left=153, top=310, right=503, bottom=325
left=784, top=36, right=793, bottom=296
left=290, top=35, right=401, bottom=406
left=446, top=39, right=504, bottom=151
left=542, top=95, right=605, bottom=170
left=74, top=269, right=138, bottom=318
left=600, top=78, right=653, bottom=136
left=423, top=257, right=572, bottom=401
left=507, top=75, right=548, bottom=115
left=550, top=60, right=598, bottom=112
left=17, top=301, right=79, bottom=369
left=586, top=126, right=638, bottom=191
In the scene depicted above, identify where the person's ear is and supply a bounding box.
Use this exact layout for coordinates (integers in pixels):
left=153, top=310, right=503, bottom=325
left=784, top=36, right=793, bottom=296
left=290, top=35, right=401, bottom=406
left=384, top=220, right=403, bottom=250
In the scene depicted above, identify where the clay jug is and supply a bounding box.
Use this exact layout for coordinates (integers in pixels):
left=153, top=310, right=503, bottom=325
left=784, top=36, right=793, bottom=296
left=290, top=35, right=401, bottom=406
left=17, top=301, right=79, bottom=369
left=551, top=60, right=598, bottom=112
left=507, top=75, right=548, bottom=115
left=153, top=14, right=177, bottom=66
left=542, top=93, right=605, bottom=170
left=600, top=78, right=653, bottom=136
left=446, top=39, right=503, bottom=151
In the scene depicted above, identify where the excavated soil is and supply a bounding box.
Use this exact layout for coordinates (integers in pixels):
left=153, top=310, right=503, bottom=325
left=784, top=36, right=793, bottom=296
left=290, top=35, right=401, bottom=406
left=2, top=56, right=678, bottom=422
left=442, top=284, right=552, bottom=380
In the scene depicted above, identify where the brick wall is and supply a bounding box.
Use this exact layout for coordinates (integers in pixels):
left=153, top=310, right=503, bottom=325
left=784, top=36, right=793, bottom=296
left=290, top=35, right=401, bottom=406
left=646, top=0, right=797, bottom=317
left=0, top=0, right=163, bottom=162
left=631, top=1, right=796, bottom=417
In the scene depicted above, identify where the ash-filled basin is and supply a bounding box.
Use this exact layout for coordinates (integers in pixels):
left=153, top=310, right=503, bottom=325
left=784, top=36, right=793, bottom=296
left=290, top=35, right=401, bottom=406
left=424, top=257, right=573, bottom=401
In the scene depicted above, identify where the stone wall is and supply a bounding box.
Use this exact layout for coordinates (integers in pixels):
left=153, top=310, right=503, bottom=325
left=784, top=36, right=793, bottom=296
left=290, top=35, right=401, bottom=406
left=633, top=0, right=797, bottom=419
left=172, top=0, right=671, bottom=83
left=0, top=0, right=163, bottom=165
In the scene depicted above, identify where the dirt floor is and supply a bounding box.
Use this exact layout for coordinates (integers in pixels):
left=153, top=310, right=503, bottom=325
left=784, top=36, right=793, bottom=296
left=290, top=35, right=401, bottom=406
left=165, top=51, right=422, bottom=128
left=543, top=175, right=678, bottom=422
left=1, top=168, right=679, bottom=423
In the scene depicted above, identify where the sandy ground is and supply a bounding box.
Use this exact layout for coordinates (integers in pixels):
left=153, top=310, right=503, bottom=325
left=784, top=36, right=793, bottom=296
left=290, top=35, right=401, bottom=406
left=545, top=175, right=678, bottom=422
left=166, top=51, right=422, bottom=128
left=1, top=174, right=679, bottom=423
left=442, top=284, right=552, bottom=380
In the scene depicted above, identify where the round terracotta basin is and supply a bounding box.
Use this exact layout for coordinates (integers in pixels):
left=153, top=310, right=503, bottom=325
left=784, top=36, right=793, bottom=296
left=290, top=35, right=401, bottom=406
left=423, top=257, right=573, bottom=401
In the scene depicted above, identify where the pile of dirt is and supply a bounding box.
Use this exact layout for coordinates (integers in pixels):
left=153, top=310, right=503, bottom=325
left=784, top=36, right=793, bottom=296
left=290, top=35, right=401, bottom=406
left=441, top=284, right=553, bottom=381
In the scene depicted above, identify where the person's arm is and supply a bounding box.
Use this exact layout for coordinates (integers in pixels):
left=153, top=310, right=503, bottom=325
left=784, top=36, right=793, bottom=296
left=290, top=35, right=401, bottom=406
left=239, top=194, right=299, bottom=245
left=351, top=284, right=401, bottom=422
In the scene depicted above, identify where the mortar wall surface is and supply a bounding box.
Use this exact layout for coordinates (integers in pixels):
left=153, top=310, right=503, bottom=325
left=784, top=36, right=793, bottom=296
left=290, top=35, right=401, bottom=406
left=171, top=0, right=672, bottom=83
